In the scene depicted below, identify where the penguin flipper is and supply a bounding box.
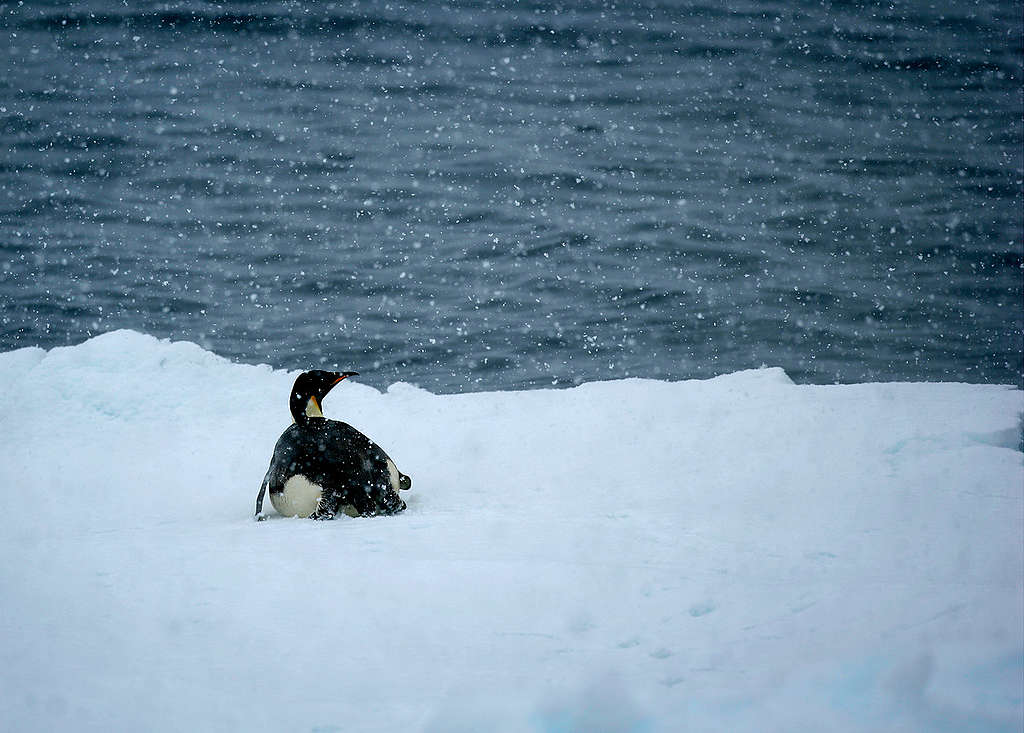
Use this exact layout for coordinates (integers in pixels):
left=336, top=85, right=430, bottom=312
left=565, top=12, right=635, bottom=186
left=254, top=472, right=270, bottom=521
left=313, top=478, right=404, bottom=519
left=371, top=482, right=407, bottom=516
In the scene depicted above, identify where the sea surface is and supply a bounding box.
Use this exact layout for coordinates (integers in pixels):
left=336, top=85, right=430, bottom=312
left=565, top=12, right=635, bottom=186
left=1, top=0, right=1021, bottom=393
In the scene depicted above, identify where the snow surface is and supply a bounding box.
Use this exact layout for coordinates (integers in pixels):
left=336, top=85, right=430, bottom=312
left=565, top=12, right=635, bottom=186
left=1, top=330, right=1021, bottom=732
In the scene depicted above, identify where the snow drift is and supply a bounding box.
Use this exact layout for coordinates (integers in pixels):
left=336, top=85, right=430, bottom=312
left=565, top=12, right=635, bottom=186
left=0, top=330, right=1021, bottom=732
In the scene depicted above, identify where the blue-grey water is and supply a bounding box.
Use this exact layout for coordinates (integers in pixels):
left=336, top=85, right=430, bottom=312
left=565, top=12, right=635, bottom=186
left=2, top=1, right=1021, bottom=393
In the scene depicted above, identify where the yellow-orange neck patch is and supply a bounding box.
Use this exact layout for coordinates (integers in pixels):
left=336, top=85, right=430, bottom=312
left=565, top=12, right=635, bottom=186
left=304, top=395, right=324, bottom=418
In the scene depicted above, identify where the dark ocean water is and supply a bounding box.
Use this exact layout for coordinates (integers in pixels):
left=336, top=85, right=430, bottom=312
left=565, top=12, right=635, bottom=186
left=1, top=1, right=1021, bottom=393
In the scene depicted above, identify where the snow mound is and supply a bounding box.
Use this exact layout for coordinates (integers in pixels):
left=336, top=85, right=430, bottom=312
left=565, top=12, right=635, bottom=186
left=1, top=330, right=1021, bottom=731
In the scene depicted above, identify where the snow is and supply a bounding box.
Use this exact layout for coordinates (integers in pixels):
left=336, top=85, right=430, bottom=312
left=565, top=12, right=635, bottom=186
left=1, top=330, right=1021, bottom=732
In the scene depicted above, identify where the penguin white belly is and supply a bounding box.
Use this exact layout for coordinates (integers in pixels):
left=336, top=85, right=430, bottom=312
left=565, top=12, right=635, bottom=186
left=386, top=458, right=401, bottom=492
left=271, top=475, right=323, bottom=518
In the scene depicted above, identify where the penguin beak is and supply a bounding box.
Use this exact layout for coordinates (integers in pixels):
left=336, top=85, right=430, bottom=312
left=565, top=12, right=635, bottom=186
left=334, top=371, right=358, bottom=385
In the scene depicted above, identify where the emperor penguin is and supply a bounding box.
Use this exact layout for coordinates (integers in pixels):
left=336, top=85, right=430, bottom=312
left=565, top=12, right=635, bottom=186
left=255, top=370, right=411, bottom=520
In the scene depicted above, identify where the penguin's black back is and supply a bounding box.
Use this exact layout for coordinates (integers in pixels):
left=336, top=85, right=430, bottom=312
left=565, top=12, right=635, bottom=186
left=266, top=418, right=406, bottom=517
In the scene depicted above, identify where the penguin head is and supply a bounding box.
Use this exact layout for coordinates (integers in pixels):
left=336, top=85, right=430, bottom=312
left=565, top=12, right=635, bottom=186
left=289, top=370, right=358, bottom=423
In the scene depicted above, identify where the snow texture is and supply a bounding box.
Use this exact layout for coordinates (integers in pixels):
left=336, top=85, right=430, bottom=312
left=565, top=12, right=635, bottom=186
left=1, top=330, right=1021, bottom=732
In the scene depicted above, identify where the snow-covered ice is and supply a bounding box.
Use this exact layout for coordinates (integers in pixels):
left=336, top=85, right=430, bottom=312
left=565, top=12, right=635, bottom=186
left=1, top=330, right=1021, bottom=732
